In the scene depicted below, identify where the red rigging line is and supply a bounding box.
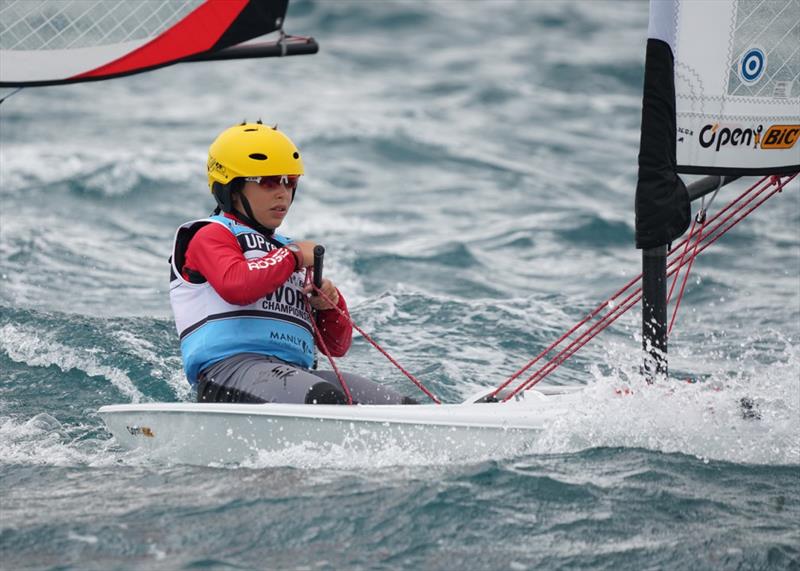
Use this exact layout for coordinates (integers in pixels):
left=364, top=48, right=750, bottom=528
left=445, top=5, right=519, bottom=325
left=487, top=177, right=769, bottom=400
left=507, top=281, right=643, bottom=400
left=302, top=271, right=354, bottom=404
left=668, top=218, right=704, bottom=335
left=504, top=175, right=794, bottom=400
left=667, top=216, right=700, bottom=305
left=498, top=173, right=796, bottom=401
left=304, top=271, right=442, bottom=405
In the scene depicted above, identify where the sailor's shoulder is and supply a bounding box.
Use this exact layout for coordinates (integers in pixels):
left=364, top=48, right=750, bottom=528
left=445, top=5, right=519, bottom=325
left=201, top=215, right=256, bottom=236
left=175, top=219, right=239, bottom=251
left=194, top=220, right=238, bottom=240
left=176, top=216, right=227, bottom=230
left=271, top=233, right=293, bottom=245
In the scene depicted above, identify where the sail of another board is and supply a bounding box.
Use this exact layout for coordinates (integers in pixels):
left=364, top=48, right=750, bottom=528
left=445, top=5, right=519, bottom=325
left=0, top=0, right=317, bottom=89
left=93, top=0, right=798, bottom=466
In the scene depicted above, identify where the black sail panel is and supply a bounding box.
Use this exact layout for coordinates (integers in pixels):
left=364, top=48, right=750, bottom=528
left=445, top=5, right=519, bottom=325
left=635, top=39, right=690, bottom=250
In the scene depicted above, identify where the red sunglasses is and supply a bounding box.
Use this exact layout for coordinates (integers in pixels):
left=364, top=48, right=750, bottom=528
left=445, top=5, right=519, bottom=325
left=244, top=175, right=300, bottom=190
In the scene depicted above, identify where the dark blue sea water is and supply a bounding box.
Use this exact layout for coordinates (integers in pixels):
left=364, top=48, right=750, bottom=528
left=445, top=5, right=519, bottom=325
left=1, top=1, right=798, bottom=570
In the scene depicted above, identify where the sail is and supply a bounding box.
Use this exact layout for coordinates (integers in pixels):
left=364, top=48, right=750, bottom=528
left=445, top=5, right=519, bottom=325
left=635, top=0, right=800, bottom=249
left=0, top=0, right=318, bottom=87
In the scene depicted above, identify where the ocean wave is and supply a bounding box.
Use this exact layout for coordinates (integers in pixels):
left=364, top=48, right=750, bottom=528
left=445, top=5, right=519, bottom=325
left=0, top=308, right=185, bottom=403
left=0, top=322, right=143, bottom=403
left=0, top=143, right=199, bottom=198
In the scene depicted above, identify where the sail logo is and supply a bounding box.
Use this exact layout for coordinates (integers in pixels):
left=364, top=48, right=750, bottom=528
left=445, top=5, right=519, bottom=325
left=699, top=123, right=763, bottom=151
left=739, top=47, right=766, bottom=83
left=761, top=125, right=800, bottom=149
left=698, top=123, right=799, bottom=152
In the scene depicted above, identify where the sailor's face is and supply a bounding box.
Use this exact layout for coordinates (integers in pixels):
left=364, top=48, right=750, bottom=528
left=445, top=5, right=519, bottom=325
left=237, top=178, right=293, bottom=229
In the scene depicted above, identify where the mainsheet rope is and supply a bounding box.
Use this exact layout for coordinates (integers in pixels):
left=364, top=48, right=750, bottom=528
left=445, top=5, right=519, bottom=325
left=303, top=174, right=795, bottom=404
left=303, top=272, right=442, bottom=404
left=302, top=271, right=355, bottom=404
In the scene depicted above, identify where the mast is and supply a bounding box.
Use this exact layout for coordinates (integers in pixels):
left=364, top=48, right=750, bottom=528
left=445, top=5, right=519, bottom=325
left=635, top=35, right=689, bottom=383
left=640, top=175, right=739, bottom=382
left=641, top=246, right=667, bottom=381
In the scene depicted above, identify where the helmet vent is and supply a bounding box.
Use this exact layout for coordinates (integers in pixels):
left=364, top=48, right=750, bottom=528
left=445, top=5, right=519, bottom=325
left=249, top=153, right=268, bottom=160
left=293, top=152, right=300, bottom=159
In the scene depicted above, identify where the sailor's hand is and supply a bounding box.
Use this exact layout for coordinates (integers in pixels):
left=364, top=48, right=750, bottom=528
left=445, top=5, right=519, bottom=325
left=291, top=241, right=317, bottom=268
left=305, top=278, right=339, bottom=310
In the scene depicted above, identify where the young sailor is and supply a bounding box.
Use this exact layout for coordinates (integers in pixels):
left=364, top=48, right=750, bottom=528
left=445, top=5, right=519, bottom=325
left=170, top=122, right=414, bottom=405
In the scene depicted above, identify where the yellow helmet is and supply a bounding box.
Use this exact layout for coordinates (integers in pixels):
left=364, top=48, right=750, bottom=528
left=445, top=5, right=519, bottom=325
left=207, top=122, right=304, bottom=190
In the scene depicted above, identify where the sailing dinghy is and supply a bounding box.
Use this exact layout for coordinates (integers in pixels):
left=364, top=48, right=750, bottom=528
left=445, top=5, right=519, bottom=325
left=98, top=387, right=585, bottom=465
left=5, top=0, right=796, bottom=464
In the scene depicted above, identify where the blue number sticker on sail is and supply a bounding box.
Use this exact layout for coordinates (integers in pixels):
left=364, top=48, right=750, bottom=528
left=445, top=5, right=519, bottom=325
left=740, top=47, right=766, bottom=83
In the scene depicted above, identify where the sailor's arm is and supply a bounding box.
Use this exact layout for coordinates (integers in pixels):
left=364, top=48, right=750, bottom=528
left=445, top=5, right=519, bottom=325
left=183, top=223, right=297, bottom=305
left=315, top=292, right=353, bottom=357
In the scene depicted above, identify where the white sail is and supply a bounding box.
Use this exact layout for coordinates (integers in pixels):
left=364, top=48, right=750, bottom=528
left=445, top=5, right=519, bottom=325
left=0, top=0, right=202, bottom=84
left=650, top=0, right=800, bottom=174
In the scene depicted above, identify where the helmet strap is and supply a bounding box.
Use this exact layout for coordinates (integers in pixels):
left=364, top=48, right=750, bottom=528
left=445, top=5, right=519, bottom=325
left=212, top=179, right=276, bottom=237
left=211, top=181, right=235, bottom=213
left=235, top=192, right=275, bottom=236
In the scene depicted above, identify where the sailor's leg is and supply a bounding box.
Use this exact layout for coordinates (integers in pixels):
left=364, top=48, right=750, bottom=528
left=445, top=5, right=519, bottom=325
left=197, top=354, right=346, bottom=404
left=312, top=370, right=418, bottom=404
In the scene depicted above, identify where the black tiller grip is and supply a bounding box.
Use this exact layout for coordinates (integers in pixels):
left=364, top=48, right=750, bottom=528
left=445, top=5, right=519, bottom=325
left=313, top=245, right=325, bottom=290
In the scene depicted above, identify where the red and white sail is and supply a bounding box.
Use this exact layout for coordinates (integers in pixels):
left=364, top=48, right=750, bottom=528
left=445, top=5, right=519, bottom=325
left=0, top=0, right=317, bottom=87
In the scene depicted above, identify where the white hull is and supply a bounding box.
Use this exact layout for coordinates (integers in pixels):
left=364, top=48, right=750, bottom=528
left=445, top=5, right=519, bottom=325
left=98, top=388, right=582, bottom=465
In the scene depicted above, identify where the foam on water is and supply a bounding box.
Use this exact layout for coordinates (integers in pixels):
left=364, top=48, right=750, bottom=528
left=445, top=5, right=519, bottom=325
left=531, top=339, right=800, bottom=465
left=238, top=439, right=516, bottom=471
left=110, top=329, right=191, bottom=402
left=0, top=413, right=112, bottom=467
